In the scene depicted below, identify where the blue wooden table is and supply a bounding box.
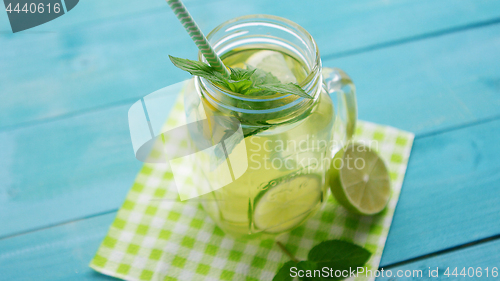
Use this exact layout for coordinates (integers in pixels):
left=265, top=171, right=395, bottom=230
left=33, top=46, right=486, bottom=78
left=1, top=0, right=500, bottom=280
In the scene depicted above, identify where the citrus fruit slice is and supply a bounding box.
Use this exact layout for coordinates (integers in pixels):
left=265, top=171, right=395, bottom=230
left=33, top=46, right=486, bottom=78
left=253, top=174, right=321, bottom=233
left=329, top=143, right=391, bottom=215
left=245, top=50, right=297, bottom=83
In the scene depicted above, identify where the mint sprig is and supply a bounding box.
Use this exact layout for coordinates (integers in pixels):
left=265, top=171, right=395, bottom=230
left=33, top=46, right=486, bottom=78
left=169, top=56, right=312, bottom=99
left=274, top=240, right=371, bottom=281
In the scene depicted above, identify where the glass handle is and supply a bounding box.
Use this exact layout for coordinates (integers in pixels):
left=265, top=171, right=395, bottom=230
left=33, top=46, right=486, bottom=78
left=324, top=68, right=358, bottom=142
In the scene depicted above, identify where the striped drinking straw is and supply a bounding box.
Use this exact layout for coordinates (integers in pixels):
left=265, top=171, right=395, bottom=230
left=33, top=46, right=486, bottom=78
left=166, top=0, right=231, bottom=78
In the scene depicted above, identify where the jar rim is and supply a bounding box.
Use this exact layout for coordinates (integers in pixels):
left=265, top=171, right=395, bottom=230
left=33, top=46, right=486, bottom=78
left=197, top=14, right=321, bottom=101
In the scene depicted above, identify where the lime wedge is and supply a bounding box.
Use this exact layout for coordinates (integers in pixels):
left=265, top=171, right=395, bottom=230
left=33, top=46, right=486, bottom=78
left=329, top=143, right=391, bottom=215
left=253, top=175, right=321, bottom=233
left=245, top=50, right=297, bottom=83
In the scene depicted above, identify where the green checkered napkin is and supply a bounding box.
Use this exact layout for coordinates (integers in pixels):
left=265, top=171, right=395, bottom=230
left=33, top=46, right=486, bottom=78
left=90, top=77, right=414, bottom=281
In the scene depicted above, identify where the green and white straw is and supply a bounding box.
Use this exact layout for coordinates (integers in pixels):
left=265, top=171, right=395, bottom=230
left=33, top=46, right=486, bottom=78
left=166, top=0, right=231, bottom=78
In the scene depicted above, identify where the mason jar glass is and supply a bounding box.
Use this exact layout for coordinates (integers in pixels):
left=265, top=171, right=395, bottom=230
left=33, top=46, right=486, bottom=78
left=185, top=14, right=357, bottom=239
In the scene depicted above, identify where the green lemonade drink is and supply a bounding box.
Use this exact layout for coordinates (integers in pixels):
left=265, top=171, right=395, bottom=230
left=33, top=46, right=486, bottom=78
left=193, top=47, right=334, bottom=238
left=185, top=15, right=357, bottom=239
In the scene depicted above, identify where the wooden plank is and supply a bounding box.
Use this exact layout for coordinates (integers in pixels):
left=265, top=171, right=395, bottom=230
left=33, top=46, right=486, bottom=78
left=379, top=239, right=500, bottom=280
left=2, top=109, right=500, bottom=265
left=0, top=117, right=500, bottom=280
left=0, top=104, right=142, bottom=238
left=380, top=118, right=500, bottom=266
left=2, top=0, right=500, bottom=127
left=0, top=218, right=498, bottom=281
left=0, top=0, right=195, bottom=31
left=3, top=0, right=500, bottom=37
left=325, top=23, right=500, bottom=134
left=2, top=20, right=500, bottom=242
left=0, top=213, right=118, bottom=281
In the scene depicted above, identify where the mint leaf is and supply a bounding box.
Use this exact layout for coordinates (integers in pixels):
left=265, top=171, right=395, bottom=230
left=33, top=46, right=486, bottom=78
left=169, top=56, right=213, bottom=78
left=227, top=79, right=253, bottom=93
left=297, top=261, right=320, bottom=281
left=308, top=240, right=371, bottom=280
left=242, top=126, right=271, bottom=138
left=273, top=240, right=371, bottom=281
left=259, top=83, right=312, bottom=99
left=308, top=240, right=371, bottom=264
left=169, top=55, right=312, bottom=99
left=229, top=66, right=256, bottom=81
left=273, top=260, right=298, bottom=281
left=247, top=66, right=281, bottom=85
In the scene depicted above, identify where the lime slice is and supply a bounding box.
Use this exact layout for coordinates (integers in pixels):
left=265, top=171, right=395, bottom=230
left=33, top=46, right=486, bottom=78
left=245, top=50, right=297, bottom=83
left=253, top=174, right=321, bottom=233
left=329, top=143, right=391, bottom=215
